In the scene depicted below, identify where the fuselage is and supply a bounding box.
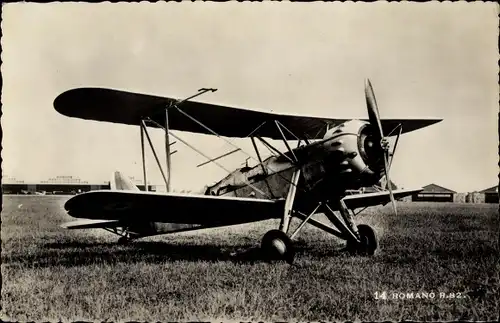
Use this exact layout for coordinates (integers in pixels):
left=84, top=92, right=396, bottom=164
left=204, top=120, right=385, bottom=210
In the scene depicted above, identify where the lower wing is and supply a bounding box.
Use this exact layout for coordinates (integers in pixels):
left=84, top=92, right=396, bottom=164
left=61, top=188, right=420, bottom=230
left=61, top=218, right=228, bottom=236
left=342, top=188, right=422, bottom=210
left=61, top=219, right=121, bottom=229
left=63, top=190, right=282, bottom=226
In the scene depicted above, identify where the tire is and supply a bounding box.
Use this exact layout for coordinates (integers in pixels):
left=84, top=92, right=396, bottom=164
left=261, top=229, right=295, bottom=264
left=346, top=224, right=378, bottom=256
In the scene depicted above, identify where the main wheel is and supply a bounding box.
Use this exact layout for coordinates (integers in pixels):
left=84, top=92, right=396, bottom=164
left=346, top=224, right=378, bottom=256
left=261, top=229, right=295, bottom=264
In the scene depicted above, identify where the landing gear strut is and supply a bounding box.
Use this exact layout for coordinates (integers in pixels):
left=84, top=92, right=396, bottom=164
left=103, top=226, right=137, bottom=245
left=259, top=166, right=382, bottom=263
left=259, top=194, right=379, bottom=263
left=324, top=200, right=379, bottom=256
left=345, top=224, right=378, bottom=256
left=261, top=169, right=301, bottom=263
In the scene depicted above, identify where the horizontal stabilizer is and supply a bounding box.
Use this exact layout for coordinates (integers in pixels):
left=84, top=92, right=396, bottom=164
left=342, top=188, right=422, bottom=210
left=61, top=219, right=121, bottom=229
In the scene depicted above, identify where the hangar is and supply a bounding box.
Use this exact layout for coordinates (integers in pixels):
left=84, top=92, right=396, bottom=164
left=2, top=175, right=155, bottom=195
left=480, top=185, right=498, bottom=204
left=412, top=183, right=456, bottom=202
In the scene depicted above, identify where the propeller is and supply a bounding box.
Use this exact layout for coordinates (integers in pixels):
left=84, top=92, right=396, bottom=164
left=364, top=79, right=397, bottom=216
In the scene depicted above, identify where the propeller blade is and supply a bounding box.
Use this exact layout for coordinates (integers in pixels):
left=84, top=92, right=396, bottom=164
left=383, top=158, right=398, bottom=216
left=365, top=78, right=397, bottom=216
left=365, top=78, right=384, bottom=139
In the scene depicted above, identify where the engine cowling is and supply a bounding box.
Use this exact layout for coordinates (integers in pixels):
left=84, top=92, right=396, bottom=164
left=322, top=120, right=386, bottom=188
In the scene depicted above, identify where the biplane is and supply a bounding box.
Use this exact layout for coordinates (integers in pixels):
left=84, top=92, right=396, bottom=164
left=54, top=79, right=441, bottom=263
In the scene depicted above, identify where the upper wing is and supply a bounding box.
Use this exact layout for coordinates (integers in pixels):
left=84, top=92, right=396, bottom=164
left=342, top=188, right=422, bottom=210
left=64, top=190, right=282, bottom=225
left=54, top=87, right=442, bottom=140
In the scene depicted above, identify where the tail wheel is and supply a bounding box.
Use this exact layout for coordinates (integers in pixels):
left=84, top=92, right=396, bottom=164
left=261, top=229, right=295, bottom=264
left=346, top=224, right=378, bottom=256
left=117, top=236, right=130, bottom=245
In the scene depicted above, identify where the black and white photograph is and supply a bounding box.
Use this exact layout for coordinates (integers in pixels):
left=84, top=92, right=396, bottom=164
left=1, top=2, right=498, bottom=321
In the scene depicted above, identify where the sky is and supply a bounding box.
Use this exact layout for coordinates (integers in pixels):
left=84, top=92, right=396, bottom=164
left=2, top=2, right=498, bottom=193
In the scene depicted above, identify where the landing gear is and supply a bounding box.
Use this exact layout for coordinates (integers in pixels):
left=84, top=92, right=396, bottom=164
left=346, top=224, right=378, bottom=256
left=261, top=169, right=301, bottom=264
left=117, top=236, right=130, bottom=245
left=261, top=230, right=295, bottom=264
left=258, top=165, right=380, bottom=263
left=104, top=226, right=137, bottom=245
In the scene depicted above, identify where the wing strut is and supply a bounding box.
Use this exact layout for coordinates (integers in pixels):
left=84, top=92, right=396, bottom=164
left=141, top=120, right=169, bottom=188
left=140, top=122, right=148, bottom=191
left=250, top=137, right=276, bottom=199
left=196, top=148, right=241, bottom=168
left=168, top=100, right=308, bottom=196
left=137, top=88, right=217, bottom=192
left=195, top=121, right=267, bottom=169
left=387, top=123, right=402, bottom=171
left=164, top=107, right=171, bottom=192
left=257, top=136, right=295, bottom=164
left=139, top=88, right=310, bottom=199
left=146, top=118, right=271, bottom=199
left=274, top=121, right=298, bottom=163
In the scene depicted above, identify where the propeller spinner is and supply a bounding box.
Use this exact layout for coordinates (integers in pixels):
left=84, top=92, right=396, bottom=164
left=364, top=79, right=397, bottom=216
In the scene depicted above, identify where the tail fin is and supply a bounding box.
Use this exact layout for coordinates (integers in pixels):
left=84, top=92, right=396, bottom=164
left=110, top=171, right=140, bottom=191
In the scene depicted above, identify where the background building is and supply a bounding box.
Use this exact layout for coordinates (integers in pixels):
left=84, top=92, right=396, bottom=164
left=480, top=185, right=498, bottom=204
left=412, top=183, right=456, bottom=202
left=2, top=175, right=155, bottom=195
left=2, top=175, right=26, bottom=194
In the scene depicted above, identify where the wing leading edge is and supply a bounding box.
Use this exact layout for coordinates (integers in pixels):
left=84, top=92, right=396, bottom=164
left=342, top=188, right=422, bottom=210
left=54, top=87, right=442, bottom=140
left=61, top=219, right=121, bottom=229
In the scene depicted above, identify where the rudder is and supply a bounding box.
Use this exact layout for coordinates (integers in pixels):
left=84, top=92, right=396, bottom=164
left=110, top=171, right=140, bottom=191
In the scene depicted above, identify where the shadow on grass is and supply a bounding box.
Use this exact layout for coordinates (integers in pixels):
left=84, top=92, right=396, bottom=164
left=4, top=240, right=345, bottom=268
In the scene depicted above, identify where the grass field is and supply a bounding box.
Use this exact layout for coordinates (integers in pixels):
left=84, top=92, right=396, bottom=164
left=1, top=195, right=498, bottom=321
